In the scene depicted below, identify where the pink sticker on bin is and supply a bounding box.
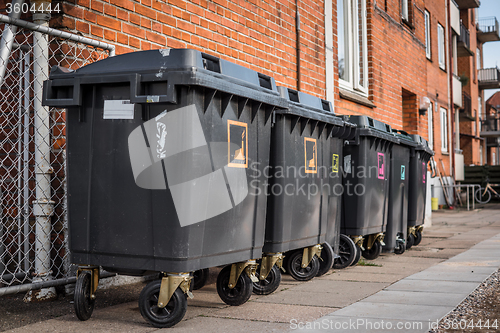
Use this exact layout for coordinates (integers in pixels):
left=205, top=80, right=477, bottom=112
left=377, top=153, right=385, bottom=179
left=422, top=162, right=426, bottom=183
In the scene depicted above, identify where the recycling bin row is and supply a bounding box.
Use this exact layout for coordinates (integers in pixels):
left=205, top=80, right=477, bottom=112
left=42, top=49, right=433, bottom=328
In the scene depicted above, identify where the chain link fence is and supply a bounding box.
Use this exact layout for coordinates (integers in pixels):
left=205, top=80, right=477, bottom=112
left=0, top=14, right=113, bottom=295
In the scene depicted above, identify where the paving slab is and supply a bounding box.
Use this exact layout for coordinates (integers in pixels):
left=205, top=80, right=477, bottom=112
left=328, top=302, right=452, bottom=322
left=295, top=316, right=435, bottom=333
left=322, top=271, right=407, bottom=283
left=385, top=279, right=479, bottom=294
left=156, top=316, right=290, bottom=333
left=210, top=302, right=337, bottom=323
left=360, top=290, right=467, bottom=307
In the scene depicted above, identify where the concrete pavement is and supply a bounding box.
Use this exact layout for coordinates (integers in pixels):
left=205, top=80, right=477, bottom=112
left=3, top=204, right=500, bottom=333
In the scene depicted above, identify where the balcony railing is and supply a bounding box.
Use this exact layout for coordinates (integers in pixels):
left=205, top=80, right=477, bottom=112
left=478, top=67, right=500, bottom=90
left=459, top=92, right=474, bottom=121
left=477, top=17, right=500, bottom=43
left=454, top=0, right=480, bottom=9
left=481, top=116, right=499, bottom=133
left=457, top=22, right=473, bottom=57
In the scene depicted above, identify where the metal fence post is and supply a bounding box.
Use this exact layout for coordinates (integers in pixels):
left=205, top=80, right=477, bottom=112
left=26, top=9, right=56, bottom=301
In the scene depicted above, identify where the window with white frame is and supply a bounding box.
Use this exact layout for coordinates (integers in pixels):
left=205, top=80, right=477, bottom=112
left=479, top=96, right=482, bottom=118
left=438, top=23, right=445, bottom=70
left=337, top=0, right=368, bottom=95
left=425, top=10, right=431, bottom=59
left=440, top=107, right=448, bottom=152
left=428, top=102, right=434, bottom=149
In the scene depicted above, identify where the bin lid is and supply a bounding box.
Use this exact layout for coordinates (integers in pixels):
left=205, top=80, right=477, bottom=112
left=276, top=86, right=344, bottom=127
left=411, top=134, right=435, bottom=155
left=392, top=129, right=418, bottom=147
left=345, top=115, right=399, bottom=143
left=43, top=49, right=287, bottom=108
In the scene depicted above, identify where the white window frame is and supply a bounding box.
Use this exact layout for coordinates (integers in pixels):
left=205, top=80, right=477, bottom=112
left=425, top=10, right=431, bottom=59
left=477, top=47, right=481, bottom=70
left=402, top=0, right=409, bottom=22
left=440, top=107, right=448, bottom=152
left=438, top=23, right=445, bottom=70
left=428, top=102, right=434, bottom=149
left=338, top=0, right=368, bottom=96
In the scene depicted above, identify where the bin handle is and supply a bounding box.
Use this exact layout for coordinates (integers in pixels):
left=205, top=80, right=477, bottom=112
left=129, top=73, right=177, bottom=104
left=42, top=78, right=81, bottom=107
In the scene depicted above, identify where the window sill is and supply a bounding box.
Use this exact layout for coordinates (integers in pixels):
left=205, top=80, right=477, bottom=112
left=439, top=66, right=447, bottom=73
left=441, top=151, right=450, bottom=155
left=339, top=88, right=376, bottom=108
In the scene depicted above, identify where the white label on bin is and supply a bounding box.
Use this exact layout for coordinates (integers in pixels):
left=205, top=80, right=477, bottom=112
left=103, top=100, right=134, bottom=120
left=344, top=155, right=351, bottom=174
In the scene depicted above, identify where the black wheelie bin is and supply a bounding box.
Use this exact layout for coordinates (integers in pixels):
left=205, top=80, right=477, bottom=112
left=384, top=130, right=417, bottom=255
left=341, top=116, right=399, bottom=262
left=407, top=135, right=434, bottom=248
left=257, top=87, right=351, bottom=291
left=42, top=49, right=286, bottom=328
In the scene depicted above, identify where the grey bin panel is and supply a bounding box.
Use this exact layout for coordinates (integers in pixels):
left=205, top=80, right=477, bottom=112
left=384, top=130, right=417, bottom=252
left=408, top=135, right=434, bottom=227
left=263, top=87, right=352, bottom=255
left=341, top=116, right=399, bottom=237
left=43, top=49, right=285, bottom=274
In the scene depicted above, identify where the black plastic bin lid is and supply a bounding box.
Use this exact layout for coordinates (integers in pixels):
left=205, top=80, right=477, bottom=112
left=275, top=86, right=356, bottom=139
left=345, top=115, right=399, bottom=143
left=43, top=49, right=287, bottom=109
left=392, top=129, right=418, bottom=148
left=411, top=134, right=435, bottom=156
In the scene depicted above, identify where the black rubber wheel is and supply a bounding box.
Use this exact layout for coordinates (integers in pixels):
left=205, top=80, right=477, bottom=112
left=333, top=234, right=356, bottom=269
left=413, top=230, right=422, bottom=246
left=139, top=280, right=187, bottom=328
left=253, top=264, right=282, bottom=295
left=316, top=242, right=334, bottom=277
left=216, top=265, right=253, bottom=306
left=192, top=268, right=209, bottom=290
left=351, top=245, right=362, bottom=266
left=74, top=271, right=95, bottom=321
left=394, top=239, right=406, bottom=255
left=362, top=240, right=382, bottom=260
left=286, top=249, right=320, bottom=281
left=406, top=233, right=415, bottom=249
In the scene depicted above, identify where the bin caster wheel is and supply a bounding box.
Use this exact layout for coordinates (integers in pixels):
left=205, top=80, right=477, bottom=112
left=351, top=245, right=362, bottom=266
left=287, top=250, right=320, bottom=281
left=317, top=242, right=334, bottom=277
left=74, top=271, right=95, bottom=321
left=333, top=234, right=356, bottom=269
left=253, top=264, right=282, bottom=295
left=362, top=240, right=382, bottom=260
left=192, top=268, right=209, bottom=290
left=394, top=240, right=406, bottom=255
left=406, top=233, right=415, bottom=249
left=139, top=280, right=187, bottom=328
left=414, top=230, right=422, bottom=246
left=216, top=265, right=253, bottom=306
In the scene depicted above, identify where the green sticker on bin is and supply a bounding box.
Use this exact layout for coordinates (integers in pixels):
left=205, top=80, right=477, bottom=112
left=401, top=165, right=405, bottom=180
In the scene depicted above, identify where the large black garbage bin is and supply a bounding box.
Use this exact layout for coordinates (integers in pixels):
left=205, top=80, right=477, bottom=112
left=262, top=87, right=354, bottom=283
left=43, top=49, right=286, bottom=327
left=341, top=116, right=399, bottom=261
left=384, top=130, right=417, bottom=255
left=407, top=134, right=434, bottom=247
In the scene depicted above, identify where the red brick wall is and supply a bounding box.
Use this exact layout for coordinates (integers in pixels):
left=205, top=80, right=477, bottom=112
left=52, top=0, right=327, bottom=97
